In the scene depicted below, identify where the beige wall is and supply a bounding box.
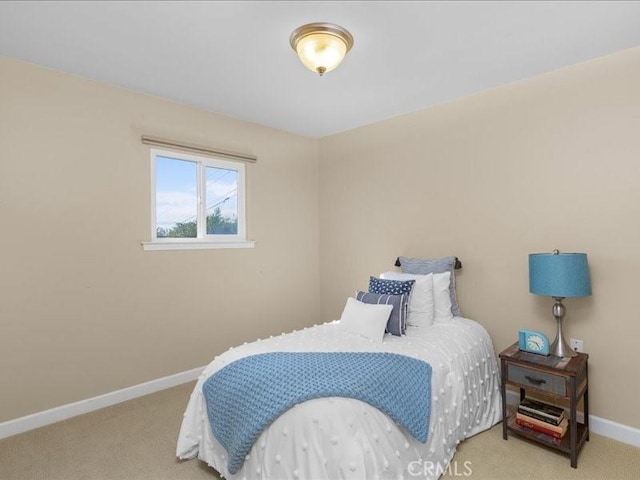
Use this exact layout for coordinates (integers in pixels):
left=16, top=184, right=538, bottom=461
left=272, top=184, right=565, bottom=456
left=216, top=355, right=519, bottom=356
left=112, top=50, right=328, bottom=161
left=319, top=47, right=640, bottom=429
left=3, top=45, right=640, bottom=431
left=0, top=58, right=320, bottom=422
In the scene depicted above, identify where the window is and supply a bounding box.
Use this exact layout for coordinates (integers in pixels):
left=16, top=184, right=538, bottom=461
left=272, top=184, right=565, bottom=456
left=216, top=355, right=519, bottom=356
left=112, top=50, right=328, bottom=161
left=144, top=148, right=253, bottom=250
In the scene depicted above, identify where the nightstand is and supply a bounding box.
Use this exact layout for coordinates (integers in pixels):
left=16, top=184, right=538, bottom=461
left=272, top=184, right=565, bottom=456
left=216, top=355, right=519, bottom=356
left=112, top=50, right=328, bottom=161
left=499, top=343, right=589, bottom=468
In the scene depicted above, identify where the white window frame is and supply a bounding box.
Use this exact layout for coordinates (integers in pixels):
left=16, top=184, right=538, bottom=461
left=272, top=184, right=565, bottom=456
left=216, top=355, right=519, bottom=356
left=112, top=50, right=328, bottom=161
left=142, top=148, right=254, bottom=251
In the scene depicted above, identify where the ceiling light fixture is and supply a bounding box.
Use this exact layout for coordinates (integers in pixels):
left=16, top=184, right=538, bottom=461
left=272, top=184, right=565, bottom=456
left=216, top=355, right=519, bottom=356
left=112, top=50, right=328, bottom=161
left=289, top=22, right=354, bottom=76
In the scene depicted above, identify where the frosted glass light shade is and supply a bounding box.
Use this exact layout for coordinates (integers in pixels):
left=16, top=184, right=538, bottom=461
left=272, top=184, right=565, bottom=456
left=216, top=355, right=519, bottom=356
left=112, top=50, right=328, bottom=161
left=296, top=33, right=347, bottom=75
left=290, top=23, right=353, bottom=76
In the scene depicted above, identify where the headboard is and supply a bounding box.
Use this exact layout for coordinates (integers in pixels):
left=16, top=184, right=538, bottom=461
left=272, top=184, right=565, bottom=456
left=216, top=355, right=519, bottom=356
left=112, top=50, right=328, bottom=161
left=394, top=257, right=462, bottom=269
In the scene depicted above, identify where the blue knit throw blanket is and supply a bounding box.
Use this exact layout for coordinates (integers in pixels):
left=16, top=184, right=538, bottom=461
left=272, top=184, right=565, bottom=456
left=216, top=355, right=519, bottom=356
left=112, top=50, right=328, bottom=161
left=202, top=352, right=432, bottom=474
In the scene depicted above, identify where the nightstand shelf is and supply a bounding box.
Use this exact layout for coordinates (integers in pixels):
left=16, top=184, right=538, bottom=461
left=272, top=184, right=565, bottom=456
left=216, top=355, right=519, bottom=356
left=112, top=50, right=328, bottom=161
left=500, top=343, right=589, bottom=468
left=505, top=410, right=588, bottom=454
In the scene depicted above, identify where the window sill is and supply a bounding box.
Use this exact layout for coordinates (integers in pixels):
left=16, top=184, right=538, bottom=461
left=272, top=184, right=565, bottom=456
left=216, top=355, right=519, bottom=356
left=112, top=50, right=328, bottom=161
left=141, top=240, right=255, bottom=251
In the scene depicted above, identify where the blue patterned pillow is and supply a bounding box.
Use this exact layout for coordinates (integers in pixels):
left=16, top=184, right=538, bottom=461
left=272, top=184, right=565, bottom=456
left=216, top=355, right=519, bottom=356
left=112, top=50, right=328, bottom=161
left=398, top=256, right=461, bottom=316
left=356, top=291, right=408, bottom=336
left=368, top=277, right=415, bottom=296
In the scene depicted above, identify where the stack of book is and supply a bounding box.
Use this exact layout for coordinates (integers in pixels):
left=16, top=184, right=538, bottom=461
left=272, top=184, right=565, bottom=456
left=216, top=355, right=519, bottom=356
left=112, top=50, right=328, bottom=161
left=516, top=398, right=568, bottom=439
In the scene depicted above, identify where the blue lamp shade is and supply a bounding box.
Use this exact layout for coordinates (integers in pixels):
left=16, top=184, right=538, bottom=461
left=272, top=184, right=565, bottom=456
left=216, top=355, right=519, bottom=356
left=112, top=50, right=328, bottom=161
left=529, top=253, right=592, bottom=298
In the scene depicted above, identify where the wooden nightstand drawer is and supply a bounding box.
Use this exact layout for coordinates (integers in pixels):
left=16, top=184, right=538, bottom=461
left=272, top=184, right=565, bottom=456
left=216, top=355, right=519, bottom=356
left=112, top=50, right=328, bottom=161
left=507, top=364, right=566, bottom=395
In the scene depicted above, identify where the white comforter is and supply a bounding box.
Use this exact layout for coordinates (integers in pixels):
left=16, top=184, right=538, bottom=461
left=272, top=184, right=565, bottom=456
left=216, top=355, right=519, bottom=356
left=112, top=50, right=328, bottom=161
left=177, top=318, right=502, bottom=479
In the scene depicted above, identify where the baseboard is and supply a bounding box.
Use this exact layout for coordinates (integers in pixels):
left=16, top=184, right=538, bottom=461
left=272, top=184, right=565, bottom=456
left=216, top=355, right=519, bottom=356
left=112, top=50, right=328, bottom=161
left=589, top=415, right=640, bottom=448
left=0, top=366, right=204, bottom=440
left=505, top=389, right=640, bottom=447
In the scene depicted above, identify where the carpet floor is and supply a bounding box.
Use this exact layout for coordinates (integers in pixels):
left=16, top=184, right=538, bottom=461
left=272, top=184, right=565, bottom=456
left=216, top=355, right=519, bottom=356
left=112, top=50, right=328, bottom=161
left=0, top=382, right=638, bottom=479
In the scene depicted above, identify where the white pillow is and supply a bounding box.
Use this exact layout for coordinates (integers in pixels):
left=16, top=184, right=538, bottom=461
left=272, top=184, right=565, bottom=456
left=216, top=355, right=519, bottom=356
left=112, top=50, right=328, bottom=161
left=380, top=272, right=434, bottom=327
left=433, top=271, right=454, bottom=323
left=339, top=297, right=392, bottom=343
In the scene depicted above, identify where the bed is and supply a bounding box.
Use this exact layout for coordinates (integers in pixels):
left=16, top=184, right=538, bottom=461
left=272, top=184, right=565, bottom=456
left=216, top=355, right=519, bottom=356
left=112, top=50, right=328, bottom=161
left=176, top=316, right=502, bottom=479
left=178, top=256, right=502, bottom=479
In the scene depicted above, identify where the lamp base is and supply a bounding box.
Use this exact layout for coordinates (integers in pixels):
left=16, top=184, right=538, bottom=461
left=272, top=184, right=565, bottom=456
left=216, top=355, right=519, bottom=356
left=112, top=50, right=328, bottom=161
left=551, top=298, right=577, bottom=358
left=550, top=335, right=577, bottom=358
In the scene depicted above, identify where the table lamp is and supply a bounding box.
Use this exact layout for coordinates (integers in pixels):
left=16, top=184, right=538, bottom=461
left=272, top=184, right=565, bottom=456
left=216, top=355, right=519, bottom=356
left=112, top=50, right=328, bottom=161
left=529, top=250, right=592, bottom=358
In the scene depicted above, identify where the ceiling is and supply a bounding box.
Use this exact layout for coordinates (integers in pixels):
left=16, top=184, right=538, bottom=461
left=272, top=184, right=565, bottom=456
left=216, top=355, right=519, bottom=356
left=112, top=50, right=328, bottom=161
left=1, top=1, right=640, bottom=138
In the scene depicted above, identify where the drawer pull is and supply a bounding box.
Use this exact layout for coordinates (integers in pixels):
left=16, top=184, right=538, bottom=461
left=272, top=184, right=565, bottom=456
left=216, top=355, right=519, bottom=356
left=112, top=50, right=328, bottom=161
left=525, top=375, right=546, bottom=386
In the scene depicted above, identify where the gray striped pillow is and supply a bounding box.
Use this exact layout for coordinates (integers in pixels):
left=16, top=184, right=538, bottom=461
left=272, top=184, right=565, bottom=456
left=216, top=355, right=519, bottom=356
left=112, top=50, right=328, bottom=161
left=399, top=256, right=461, bottom=316
left=356, top=291, right=408, bottom=336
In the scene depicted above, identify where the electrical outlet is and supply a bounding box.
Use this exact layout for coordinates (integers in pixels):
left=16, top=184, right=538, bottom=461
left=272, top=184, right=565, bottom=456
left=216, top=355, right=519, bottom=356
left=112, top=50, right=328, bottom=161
left=569, top=338, right=584, bottom=352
